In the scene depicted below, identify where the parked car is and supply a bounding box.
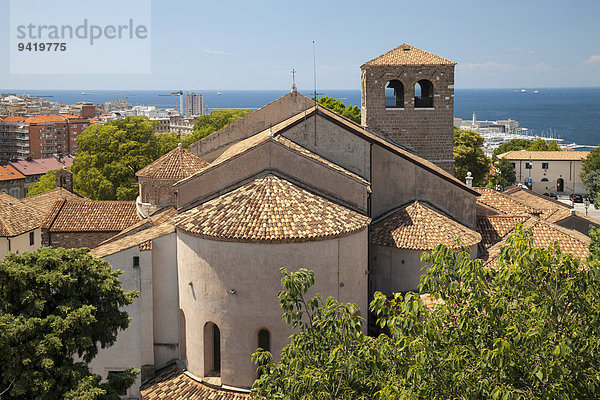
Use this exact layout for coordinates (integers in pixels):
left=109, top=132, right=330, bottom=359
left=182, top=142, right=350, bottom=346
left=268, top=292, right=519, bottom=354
left=547, top=192, right=558, bottom=199
left=570, top=193, right=584, bottom=203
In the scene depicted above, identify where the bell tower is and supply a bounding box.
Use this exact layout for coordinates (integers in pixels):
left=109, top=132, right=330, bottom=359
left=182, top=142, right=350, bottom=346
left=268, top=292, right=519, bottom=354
left=361, top=44, right=456, bottom=173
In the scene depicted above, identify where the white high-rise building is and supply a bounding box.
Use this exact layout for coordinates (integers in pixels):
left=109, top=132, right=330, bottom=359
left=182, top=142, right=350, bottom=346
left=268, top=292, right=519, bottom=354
left=185, top=93, right=203, bottom=116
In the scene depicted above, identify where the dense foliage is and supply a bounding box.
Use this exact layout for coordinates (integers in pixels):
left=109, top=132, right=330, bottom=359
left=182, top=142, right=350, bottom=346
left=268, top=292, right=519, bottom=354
left=490, top=158, right=517, bottom=190
left=0, top=247, right=138, bottom=399
left=72, top=116, right=161, bottom=200
left=26, top=170, right=57, bottom=197
left=581, top=147, right=600, bottom=208
left=453, top=127, right=490, bottom=186
left=254, top=227, right=600, bottom=399
left=182, top=109, right=253, bottom=147
left=493, top=138, right=561, bottom=158
left=312, top=96, right=361, bottom=124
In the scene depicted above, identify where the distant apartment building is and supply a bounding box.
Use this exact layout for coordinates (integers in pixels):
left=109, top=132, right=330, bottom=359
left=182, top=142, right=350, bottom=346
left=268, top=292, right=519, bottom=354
left=185, top=93, right=203, bottom=116
left=0, top=164, right=26, bottom=198
left=0, top=114, right=94, bottom=162
left=169, top=116, right=197, bottom=136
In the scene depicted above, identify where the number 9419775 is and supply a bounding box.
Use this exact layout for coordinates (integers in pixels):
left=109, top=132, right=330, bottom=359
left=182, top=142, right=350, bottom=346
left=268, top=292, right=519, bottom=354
left=18, top=42, right=66, bottom=51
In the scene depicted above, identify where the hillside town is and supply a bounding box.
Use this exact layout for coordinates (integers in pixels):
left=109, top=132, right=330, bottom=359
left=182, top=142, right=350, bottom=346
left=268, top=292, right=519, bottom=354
left=1, top=43, right=600, bottom=399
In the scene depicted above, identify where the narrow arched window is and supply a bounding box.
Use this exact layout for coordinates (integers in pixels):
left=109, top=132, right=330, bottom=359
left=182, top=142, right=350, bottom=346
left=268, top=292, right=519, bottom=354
left=204, top=322, right=221, bottom=376
left=385, top=80, right=404, bottom=108
left=258, top=329, right=270, bottom=352
left=414, top=80, right=434, bottom=108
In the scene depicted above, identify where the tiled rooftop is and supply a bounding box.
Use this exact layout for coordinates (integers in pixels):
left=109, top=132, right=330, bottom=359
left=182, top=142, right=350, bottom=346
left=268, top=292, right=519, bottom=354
left=174, top=174, right=370, bottom=243
left=136, top=145, right=209, bottom=180
left=140, top=365, right=250, bottom=400
left=24, top=114, right=67, bottom=124
left=22, top=188, right=86, bottom=215
left=499, top=150, right=589, bottom=161
left=0, top=164, right=25, bottom=181
left=10, top=156, right=73, bottom=176
left=370, top=201, right=481, bottom=250
left=485, top=217, right=590, bottom=267
left=361, top=43, right=456, bottom=67
left=0, top=193, right=46, bottom=237
left=476, top=215, right=530, bottom=249
left=474, top=187, right=538, bottom=216
left=504, top=187, right=572, bottom=220
left=98, top=207, right=177, bottom=246
left=41, top=199, right=140, bottom=232
left=90, top=222, right=174, bottom=258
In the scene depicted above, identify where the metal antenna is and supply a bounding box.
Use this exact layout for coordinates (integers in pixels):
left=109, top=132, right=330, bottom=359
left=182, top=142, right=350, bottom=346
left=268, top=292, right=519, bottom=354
left=291, top=69, right=296, bottom=85
left=312, top=41, right=317, bottom=100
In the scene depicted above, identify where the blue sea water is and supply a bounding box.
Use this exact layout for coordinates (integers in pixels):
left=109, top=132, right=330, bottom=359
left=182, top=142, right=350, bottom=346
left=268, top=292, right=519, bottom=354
left=4, top=87, right=599, bottom=147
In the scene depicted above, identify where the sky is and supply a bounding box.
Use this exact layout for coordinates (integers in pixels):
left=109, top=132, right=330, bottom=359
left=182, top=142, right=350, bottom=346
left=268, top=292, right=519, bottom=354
left=0, top=0, right=599, bottom=90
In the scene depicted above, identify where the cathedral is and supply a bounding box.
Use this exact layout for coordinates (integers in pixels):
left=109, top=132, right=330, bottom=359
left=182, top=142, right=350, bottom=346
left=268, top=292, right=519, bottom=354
left=88, top=44, right=483, bottom=398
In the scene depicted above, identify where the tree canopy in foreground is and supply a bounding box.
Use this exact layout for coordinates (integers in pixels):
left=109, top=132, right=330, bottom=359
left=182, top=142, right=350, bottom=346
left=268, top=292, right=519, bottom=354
left=493, top=138, right=561, bottom=158
left=182, top=109, right=253, bottom=147
left=253, top=227, right=600, bottom=399
left=581, top=147, right=600, bottom=208
left=26, top=170, right=57, bottom=197
left=0, top=247, right=138, bottom=399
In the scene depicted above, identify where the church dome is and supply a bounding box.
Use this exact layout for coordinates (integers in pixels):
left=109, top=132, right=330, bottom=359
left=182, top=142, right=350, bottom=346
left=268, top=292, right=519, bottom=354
left=174, top=174, right=370, bottom=243
left=136, top=144, right=209, bottom=180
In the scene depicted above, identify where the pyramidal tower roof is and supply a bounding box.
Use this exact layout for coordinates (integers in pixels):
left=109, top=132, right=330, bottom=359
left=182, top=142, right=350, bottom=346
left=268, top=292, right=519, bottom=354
left=361, top=43, right=456, bottom=67
left=136, top=144, right=209, bottom=180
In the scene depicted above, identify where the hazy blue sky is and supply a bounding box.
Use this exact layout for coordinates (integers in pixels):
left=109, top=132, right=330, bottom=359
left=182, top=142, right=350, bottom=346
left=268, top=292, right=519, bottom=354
left=1, top=0, right=599, bottom=90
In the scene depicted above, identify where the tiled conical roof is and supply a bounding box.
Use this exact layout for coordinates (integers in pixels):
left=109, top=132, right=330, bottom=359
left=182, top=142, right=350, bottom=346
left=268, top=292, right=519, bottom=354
left=370, top=201, right=481, bottom=250
left=361, top=43, right=456, bottom=67
left=174, top=174, right=371, bottom=243
left=136, top=145, right=209, bottom=180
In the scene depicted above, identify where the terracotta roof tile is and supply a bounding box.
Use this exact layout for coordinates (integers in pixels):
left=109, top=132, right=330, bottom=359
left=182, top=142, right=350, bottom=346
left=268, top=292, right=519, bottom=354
left=90, top=222, right=174, bottom=258
left=477, top=215, right=530, bottom=249
left=1, top=116, right=26, bottom=122
left=24, top=114, right=66, bottom=124
left=41, top=199, right=140, bottom=232
left=136, top=146, right=209, bottom=180
left=504, top=187, right=572, bottom=220
left=499, top=150, right=589, bottom=161
left=0, top=193, right=46, bottom=237
left=370, top=201, right=481, bottom=250
left=141, top=365, right=250, bottom=400
left=22, top=188, right=86, bottom=215
left=474, top=187, right=538, bottom=216
left=98, top=207, right=177, bottom=246
left=174, top=174, right=370, bottom=243
left=485, top=218, right=590, bottom=268
left=362, top=44, right=456, bottom=67
left=0, top=164, right=25, bottom=181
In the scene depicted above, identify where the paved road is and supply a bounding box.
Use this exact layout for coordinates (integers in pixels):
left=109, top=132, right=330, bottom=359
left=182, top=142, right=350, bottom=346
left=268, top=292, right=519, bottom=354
left=557, top=196, right=600, bottom=221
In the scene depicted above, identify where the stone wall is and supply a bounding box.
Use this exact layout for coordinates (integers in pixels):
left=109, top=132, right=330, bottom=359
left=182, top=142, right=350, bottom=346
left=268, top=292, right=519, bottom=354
left=361, top=65, right=455, bottom=173
left=43, top=231, right=118, bottom=249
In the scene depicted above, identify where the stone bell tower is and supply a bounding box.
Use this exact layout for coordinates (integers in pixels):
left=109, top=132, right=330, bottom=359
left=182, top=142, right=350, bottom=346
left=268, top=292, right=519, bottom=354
left=361, top=44, right=456, bottom=173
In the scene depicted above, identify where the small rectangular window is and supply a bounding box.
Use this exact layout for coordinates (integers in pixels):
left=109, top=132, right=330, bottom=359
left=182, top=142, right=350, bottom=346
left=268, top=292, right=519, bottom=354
left=106, top=371, right=128, bottom=396
left=29, top=231, right=35, bottom=246
left=542, top=162, right=549, bottom=170
left=525, top=162, right=533, bottom=169
left=133, top=256, right=140, bottom=268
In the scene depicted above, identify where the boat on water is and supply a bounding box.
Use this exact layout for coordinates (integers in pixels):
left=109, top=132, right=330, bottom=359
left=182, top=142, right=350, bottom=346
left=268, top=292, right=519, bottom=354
left=217, top=91, right=222, bottom=95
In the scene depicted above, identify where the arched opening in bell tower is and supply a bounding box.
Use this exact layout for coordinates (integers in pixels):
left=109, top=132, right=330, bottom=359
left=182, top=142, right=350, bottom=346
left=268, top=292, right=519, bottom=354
left=385, top=80, right=404, bottom=108
left=414, top=80, right=434, bottom=108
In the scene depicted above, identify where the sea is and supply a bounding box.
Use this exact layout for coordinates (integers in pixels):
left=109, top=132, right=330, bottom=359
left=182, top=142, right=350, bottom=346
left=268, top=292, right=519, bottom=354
left=4, top=87, right=599, bottom=147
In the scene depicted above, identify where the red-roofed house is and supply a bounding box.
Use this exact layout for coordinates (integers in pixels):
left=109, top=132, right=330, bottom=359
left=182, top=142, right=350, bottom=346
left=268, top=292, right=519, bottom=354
left=10, top=156, right=73, bottom=195
left=0, top=164, right=26, bottom=198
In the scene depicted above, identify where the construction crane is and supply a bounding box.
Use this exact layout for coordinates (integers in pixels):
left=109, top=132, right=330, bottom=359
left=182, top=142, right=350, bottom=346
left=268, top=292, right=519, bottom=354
left=159, top=91, right=184, bottom=114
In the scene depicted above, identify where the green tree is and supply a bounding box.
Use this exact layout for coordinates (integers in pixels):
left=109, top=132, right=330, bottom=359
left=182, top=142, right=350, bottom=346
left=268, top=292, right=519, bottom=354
left=156, top=131, right=180, bottom=155
left=182, top=109, right=253, bottom=148
left=492, top=138, right=533, bottom=158
left=581, top=147, right=600, bottom=208
left=490, top=158, right=517, bottom=190
left=312, top=96, right=361, bottom=124
left=0, top=247, right=139, bottom=399
left=72, top=116, right=160, bottom=200
left=26, top=170, right=57, bottom=197
left=453, top=127, right=490, bottom=186
left=255, top=228, right=600, bottom=399
left=527, top=138, right=561, bottom=151
left=252, top=268, right=381, bottom=399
